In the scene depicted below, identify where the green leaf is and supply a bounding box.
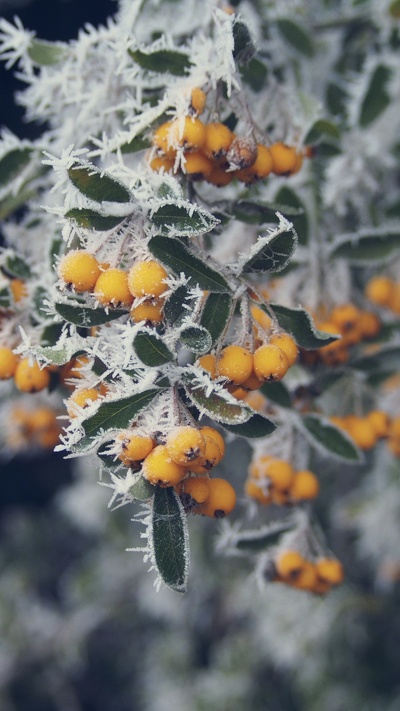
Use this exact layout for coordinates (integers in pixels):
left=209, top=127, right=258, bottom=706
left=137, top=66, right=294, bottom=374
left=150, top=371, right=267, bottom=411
left=128, top=475, right=155, bottom=501
left=129, top=48, right=192, bottom=76
left=274, top=187, right=308, bottom=245
left=269, top=304, right=339, bottom=349
left=67, top=166, right=131, bottom=203
left=28, top=39, right=67, bottom=65
left=4, top=254, right=31, bottom=279
left=151, top=487, right=189, bottom=593
left=55, top=302, right=127, bottom=327
left=352, top=345, right=400, bottom=373
left=133, top=331, right=174, bottom=367
left=359, top=65, right=391, bottom=128
left=232, top=19, right=256, bottom=63
left=0, top=287, right=11, bottom=309
left=73, top=389, right=161, bottom=452
left=34, top=286, right=50, bottom=320
left=40, top=323, right=63, bottom=347
left=302, top=414, right=363, bottom=462
left=35, top=343, right=77, bottom=366
left=326, top=81, right=348, bottom=117
left=164, top=285, right=192, bottom=327
left=241, top=225, right=297, bottom=274
left=232, top=199, right=303, bottom=225
left=0, top=148, right=32, bottom=188
left=234, top=522, right=295, bottom=552
left=200, top=293, right=233, bottom=347
left=276, top=19, right=315, bottom=58
left=329, top=230, right=400, bottom=264
left=304, top=119, right=341, bottom=144
left=148, top=236, right=231, bottom=293
left=65, top=208, right=125, bottom=231
left=314, top=142, right=342, bottom=157
left=221, top=412, right=276, bottom=438
left=180, top=326, right=212, bottom=354
left=240, top=57, right=268, bottom=92
left=260, top=381, right=291, bottom=408
left=150, top=202, right=219, bottom=236
left=183, top=377, right=250, bottom=425
left=0, top=189, right=36, bottom=220
left=120, top=133, right=152, bottom=153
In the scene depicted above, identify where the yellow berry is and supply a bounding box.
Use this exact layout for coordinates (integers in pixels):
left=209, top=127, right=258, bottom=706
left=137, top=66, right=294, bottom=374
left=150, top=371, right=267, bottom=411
left=269, top=332, right=298, bottom=367
left=217, top=345, right=253, bottom=385
left=0, top=347, right=19, bottom=379
left=182, top=150, right=213, bottom=179
left=189, top=87, right=207, bottom=116
left=236, top=144, right=273, bottom=183
left=203, top=122, right=235, bottom=160
left=269, top=142, right=299, bottom=175
left=245, top=478, right=272, bottom=505
left=152, top=121, right=178, bottom=157
left=196, top=353, right=217, bottom=379
left=205, top=165, right=234, bottom=187
left=240, top=371, right=263, bottom=391
left=315, top=557, right=344, bottom=586
left=14, top=358, right=50, bottom=393
left=155, top=117, right=206, bottom=153
left=118, top=432, right=154, bottom=465
left=10, top=279, right=28, bottom=303
left=346, top=416, right=378, bottom=450
left=291, top=561, right=318, bottom=591
left=198, top=477, right=236, bottom=518
left=275, top=550, right=306, bottom=581
left=367, top=410, right=390, bottom=438
left=189, top=433, right=224, bottom=474
left=130, top=299, right=164, bottom=324
left=166, top=426, right=206, bottom=466
left=264, top=458, right=295, bottom=492
left=251, top=305, right=272, bottom=333
left=179, top=476, right=210, bottom=504
left=365, top=275, right=394, bottom=307
left=149, top=153, right=175, bottom=173
left=128, top=260, right=168, bottom=299
left=290, top=469, right=320, bottom=501
left=358, top=310, right=381, bottom=339
left=67, top=387, right=100, bottom=418
left=94, top=268, right=133, bottom=307
left=199, top=426, right=225, bottom=458
left=58, top=250, right=101, bottom=293
left=142, top=444, right=186, bottom=487
left=31, top=407, right=58, bottom=432
left=253, top=344, right=289, bottom=382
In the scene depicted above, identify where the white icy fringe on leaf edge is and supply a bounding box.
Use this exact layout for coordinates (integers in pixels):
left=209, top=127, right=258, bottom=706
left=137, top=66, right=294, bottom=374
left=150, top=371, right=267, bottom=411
left=232, top=212, right=295, bottom=275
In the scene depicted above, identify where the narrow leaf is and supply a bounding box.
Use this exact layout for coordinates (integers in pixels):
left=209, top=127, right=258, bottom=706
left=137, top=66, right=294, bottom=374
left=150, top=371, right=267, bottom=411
left=120, top=133, right=151, bottom=153
left=276, top=19, right=315, bottom=58
left=274, top=187, right=308, bottom=245
left=0, top=148, right=31, bottom=188
left=329, top=230, right=400, bottom=264
left=232, top=199, right=303, bottom=225
left=67, top=166, right=131, bottom=203
left=302, top=414, right=363, bottom=462
left=65, top=208, right=124, bottom=231
left=200, top=292, right=233, bottom=346
left=164, top=285, right=192, bottom=327
left=133, top=331, right=174, bottom=367
left=150, top=202, right=219, bottom=236
left=28, top=39, right=67, bottom=65
left=221, top=412, right=276, bottom=438
left=241, top=226, right=297, bottom=274
left=152, top=487, right=189, bottom=592
left=55, top=302, right=126, bottom=327
left=148, top=236, right=231, bottom=293
left=180, top=326, right=212, bottom=354
left=260, top=381, right=291, bottom=408
left=234, top=522, right=295, bottom=551
left=183, top=379, right=250, bottom=425
left=128, top=475, right=155, bottom=501
left=74, top=389, right=161, bottom=451
left=129, top=48, right=192, bottom=76
left=269, top=304, right=339, bottom=349
left=359, top=64, right=391, bottom=128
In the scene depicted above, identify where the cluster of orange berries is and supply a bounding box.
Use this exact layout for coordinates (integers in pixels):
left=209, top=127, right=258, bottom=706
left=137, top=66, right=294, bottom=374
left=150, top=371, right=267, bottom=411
left=197, top=332, right=298, bottom=399
left=58, top=250, right=169, bottom=321
left=331, top=411, right=400, bottom=456
left=246, top=455, right=319, bottom=506
left=267, top=549, right=344, bottom=594
left=116, top=424, right=236, bottom=517
left=0, top=348, right=52, bottom=393
left=7, top=405, right=61, bottom=450
left=365, top=275, right=400, bottom=315
left=303, top=303, right=381, bottom=366
left=149, top=88, right=306, bottom=186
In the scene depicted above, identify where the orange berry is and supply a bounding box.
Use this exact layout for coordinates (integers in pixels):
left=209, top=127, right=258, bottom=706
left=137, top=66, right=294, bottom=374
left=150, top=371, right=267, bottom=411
left=67, top=387, right=100, bottom=417
left=367, top=410, right=390, bottom=438
left=31, top=407, right=58, bottom=432
left=358, top=310, right=381, bottom=339
left=152, top=121, right=178, bottom=158
left=245, top=478, right=272, bottom=504
left=236, top=144, right=273, bottom=183
left=388, top=282, right=400, bottom=314
left=269, top=332, right=298, bottom=367
left=10, top=279, right=27, bottom=303
left=253, top=344, right=289, bottom=382
left=198, top=477, right=236, bottom=518
left=130, top=299, right=164, bottom=324
left=196, top=353, right=217, bottom=378
left=290, top=469, right=320, bottom=501
left=179, top=476, right=210, bottom=504
left=14, top=358, right=50, bottom=393
left=142, top=444, right=186, bottom=486
left=264, top=458, right=295, bottom=492
left=182, top=150, right=213, bottom=179
left=127, top=260, right=168, bottom=299
left=149, top=154, right=175, bottom=172
left=251, top=305, right=272, bottom=332
left=118, top=433, right=154, bottom=465
left=290, top=560, right=318, bottom=591
left=240, top=371, right=263, bottom=391
left=346, top=416, right=378, bottom=450
left=155, top=117, right=206, bottom=153
left=315, top=557, right=344, bottom=586
left=189, top=434, right=224, bottom=474
left=166, top=426, right=206, bottom=466
left=365, top=275, right=394, bottom=307
left=189, top=87, right=207, bottom=116
left=269, top=142, right=298, bottom=175
left=205, top=165, right=234, bottom=187
left=217, top=345, right=253, bottom=385
left=275, top=550, right=306, bottom=581
left=94, top=268, right=133, bottom=307
left=389, top=417, right=400, bottom=440
left=199, top=426, right=225, bottom=458
left=0, top=347, right=19, bottom=379
left=203, top=122, right=235, bottom=160
left=58, top=250, right=101, bottom=293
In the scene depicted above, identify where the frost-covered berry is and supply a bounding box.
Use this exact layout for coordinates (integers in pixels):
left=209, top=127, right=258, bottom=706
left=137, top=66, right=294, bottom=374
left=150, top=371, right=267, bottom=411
left=142, top=445, right=186, bottom=487
left=58, top=250, right=101, bottom=292
left=253, top=344, right=289, bottom=381
left=127, top=260, right=168, bottom=299
left=94, top=268, right=133, bottom=307
left=0, top=347, right=19, bottom=379
left=166, top=426, right=205, bottom=466
left=203, top=122, right=235, bottom=160
left=14, top=358, right=50, bottom=393
left=269, top=142, right=299, bottom=175
left=217, top=345, right=253, bottom=385
left=198, top=477, right=236, bottom=518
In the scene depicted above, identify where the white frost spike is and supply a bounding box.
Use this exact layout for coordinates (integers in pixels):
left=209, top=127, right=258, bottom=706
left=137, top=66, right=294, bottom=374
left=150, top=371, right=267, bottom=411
left=232, top=212, right=295, bottom=276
